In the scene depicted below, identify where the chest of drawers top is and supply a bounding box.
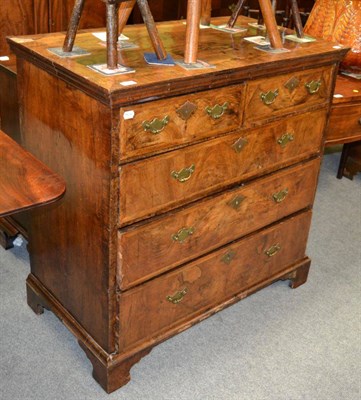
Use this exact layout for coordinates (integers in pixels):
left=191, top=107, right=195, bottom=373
left=9, top=16, right=347, bottom=108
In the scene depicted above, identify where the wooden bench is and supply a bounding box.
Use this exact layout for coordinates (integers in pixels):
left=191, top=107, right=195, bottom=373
left=0, top=130, right=65, bottom=218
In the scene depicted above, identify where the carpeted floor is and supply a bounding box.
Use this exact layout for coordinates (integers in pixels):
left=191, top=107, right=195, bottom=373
left=0, top=152, right=360, bottom=400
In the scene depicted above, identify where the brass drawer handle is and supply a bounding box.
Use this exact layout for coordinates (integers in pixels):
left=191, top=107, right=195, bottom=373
left=277, top=133, right=294, bottom=148
left=232, top=137, right=248, bottom=153
left=273, top=188, right=289, bottom=203
left=221, top=250, right=236, bottom=265
left=260, top=89, right=279, bottom=105
left=171, top=164, right=195, bottom=183
left=142, top=115, right=170, bottom=134
left=358, top=118, right=361, bottom=126
left=305, top=80, right=322, bottom=94
left=172, top=227, right=195, bottom=243
left=205, top=102, right=229, bottom=119
left=265, top=244, right=281, bottom=257
left=228, top=195, right=245, bottom=210
left=167, top=288, right=188, bottom=304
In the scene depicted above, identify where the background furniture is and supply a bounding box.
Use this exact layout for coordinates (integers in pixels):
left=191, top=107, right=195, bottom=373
left=9, top=16, right=345, bottom=392
left=0, top=130, right=65, bottom=217
left=325, top=76, right=361, bottom=147
left=0, top=0, right=105, bottom=248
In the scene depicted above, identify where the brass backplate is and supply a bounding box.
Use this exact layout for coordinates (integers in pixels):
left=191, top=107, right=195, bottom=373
left=176, top=101, right=197, bottom=121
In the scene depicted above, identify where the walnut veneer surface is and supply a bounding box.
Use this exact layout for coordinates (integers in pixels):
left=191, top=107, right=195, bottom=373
left=8, top=17, right=346, bottom=393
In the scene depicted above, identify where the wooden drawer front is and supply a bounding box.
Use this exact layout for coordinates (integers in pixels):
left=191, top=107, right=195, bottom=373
left=119, top=85, right=244, bottom=161
left=119, top=109, right=326, bottom=226
left=244, top=66, right=333, bottom=123
left=326, top=103, right=361, bottom=143
left=118, top=158, right=320, bottom=289
left=118, top=211, right=312, bottom=352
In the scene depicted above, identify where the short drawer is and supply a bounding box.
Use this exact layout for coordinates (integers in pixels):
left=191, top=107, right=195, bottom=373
left=118, top=158, right=320, bottom=289
left=326, top=103, right=361, bottom=144
left=117, top=211, right=312, bottom=352
left=119, top=109, right=326, bottom=226
left=244, top=66, right=333, bottom=123
left=119, top=84, right=244, bottom=161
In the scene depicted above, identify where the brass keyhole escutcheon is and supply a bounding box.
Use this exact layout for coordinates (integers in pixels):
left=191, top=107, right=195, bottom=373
left=171, top=164, right=195, bottom=183
left=205, top=102, right=229, bottom=119
left=172, top=227, right=195, bottom=243
left=265, top=244, right=281, bottom=257
left=272, top=188, right=289, bottom=203
left=142, top=115, right=170, bottom=134
left=228, top=195, right=245, bottom=210
left=260, top=89, right=279, bottom=105
left=232, top=138, right=248, bottom=154
left=277, top=133, right=294, bottom=148
left=176, top=101, right=197, bottom=121
left=221, top=250, right=236, bottom=265
left=166, top=288, right=188, bottom=304
left=305, top=80, right=322, bottom=94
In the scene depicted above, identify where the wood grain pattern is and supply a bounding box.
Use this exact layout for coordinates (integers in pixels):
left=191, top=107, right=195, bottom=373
left=119, top=109, right=326, bottom=225
left=18, top=59, right=117, bottom=352
left=8, top=18, right=346, bottom=392
left=0, top=130, right=65, bottom=217
left=118, top=158, right=320, bottom=289
left=119, top=84, right=244, bottom=161
left=8, top=17, right=348, bottom=107
left=244, top=66, right=333, bottom=123
left=118, top=211, right=312, bottom=352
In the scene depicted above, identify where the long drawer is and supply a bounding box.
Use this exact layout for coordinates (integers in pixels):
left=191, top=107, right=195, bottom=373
left=244, top=65, right=333, bottom=124
left=119, top=84, right=244, bottom=162
left=117, top=211, right=312, bottom=353
left=119, top=108, right=326, bottom=226
left=118, top=158, right=320, bottom=289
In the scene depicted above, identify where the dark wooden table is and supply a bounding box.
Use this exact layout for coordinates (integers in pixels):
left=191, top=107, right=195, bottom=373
left=0, top=130, right=65, bottom=217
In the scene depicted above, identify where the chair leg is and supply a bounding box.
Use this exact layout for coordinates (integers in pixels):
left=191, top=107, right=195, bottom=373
left=289, top=0, right=304, bottom=37
left=63, top=0, right=86, bottom=52
left=259, top=0, right=283, bottom=49
left=137, top=0, right=167, bottom=60
left=184, top=0, right=202, bottom=64
left=337, top=143, right=351, bottom=179
left=200, top=0, right=212, bottom=26
left=106, top=1, right=120, bottom=69
left=227, top=0, right=248, bottom=28
left=118, top=0, right=136, bottom=34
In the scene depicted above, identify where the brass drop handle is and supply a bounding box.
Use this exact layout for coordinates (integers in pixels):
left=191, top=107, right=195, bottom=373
left=142, top=115, right=170, bottom=134
left=277, top=133, right=294, bottom=148
left=221, top=250, right=236, bottom=265
left=171, top=164, right=195, bottom=183
left=205, top=102, right=229, bottom=119
left=305, top=80, right=322, bottom=94
left=260, top=89, right=279, bottom=105
left=172, top=227, right=195, bottom=243
left=167, top=288, right=188, bottom=304
left=265, top=244, right=281, bottom=257
left=273, top=188, right=289, bottom=203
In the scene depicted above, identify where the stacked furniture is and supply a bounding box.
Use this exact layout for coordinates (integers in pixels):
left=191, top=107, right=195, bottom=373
left=8, top=16, right=346, bottom=393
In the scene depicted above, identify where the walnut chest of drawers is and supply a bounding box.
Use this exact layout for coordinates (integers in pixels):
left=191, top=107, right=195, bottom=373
left=9, top=17, right=347, bottom=393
